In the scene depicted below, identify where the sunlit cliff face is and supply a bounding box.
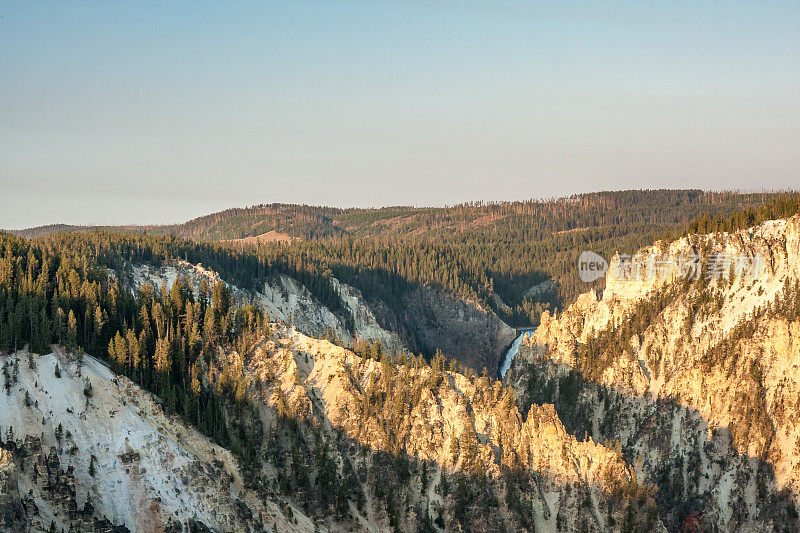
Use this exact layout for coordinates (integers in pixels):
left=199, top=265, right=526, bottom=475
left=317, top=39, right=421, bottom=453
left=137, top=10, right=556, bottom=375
left=508, top=216, right=800, bottom=531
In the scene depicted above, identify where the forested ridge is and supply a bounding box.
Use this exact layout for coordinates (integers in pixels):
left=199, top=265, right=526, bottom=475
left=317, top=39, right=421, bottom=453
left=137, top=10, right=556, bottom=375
left=0, top=232, right=273, bottom=450
left=7, top=191, right=800, bottom=329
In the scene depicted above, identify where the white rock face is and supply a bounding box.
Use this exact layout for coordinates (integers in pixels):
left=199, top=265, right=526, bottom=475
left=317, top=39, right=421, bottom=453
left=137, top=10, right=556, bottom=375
left=257, top=274, right=348, bottom=337
left=531, top=216, right=800, bottom=374
left=0, top=347, right=313, bottom=533
left=329, top=277, right=407, bottom=355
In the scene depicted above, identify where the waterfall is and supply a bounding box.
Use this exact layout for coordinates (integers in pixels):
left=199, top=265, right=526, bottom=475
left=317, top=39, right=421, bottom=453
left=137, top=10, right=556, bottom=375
left=499, top=329, right=535, bottom=378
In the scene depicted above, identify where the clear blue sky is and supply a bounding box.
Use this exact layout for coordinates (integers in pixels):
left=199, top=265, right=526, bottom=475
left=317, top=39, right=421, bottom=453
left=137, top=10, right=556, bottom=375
left=1, top=1, right=799, bottom=229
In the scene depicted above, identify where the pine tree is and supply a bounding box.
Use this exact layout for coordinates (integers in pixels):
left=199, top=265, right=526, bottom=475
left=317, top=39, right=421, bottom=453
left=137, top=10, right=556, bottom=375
left=65, top=310, right=78, bottom=351
left=461, top=417, right=478, bottom=473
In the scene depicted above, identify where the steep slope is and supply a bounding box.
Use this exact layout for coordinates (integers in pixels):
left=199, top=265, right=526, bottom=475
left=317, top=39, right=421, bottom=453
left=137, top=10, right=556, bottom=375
left=0, top=347, right=313, bottom=532
left=198, top=323, right=665, bottom=532
left=120, top=260, right=408, bottom=355
left=507, top=215, right=800, bottom=531
left=399, top=285, right=517, bottom=372
left=118, top=258, right=514, bottom=372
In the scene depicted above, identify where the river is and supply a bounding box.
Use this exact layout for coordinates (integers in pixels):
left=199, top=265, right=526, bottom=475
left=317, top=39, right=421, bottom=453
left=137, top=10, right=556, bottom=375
left=499, top=328, right=537, bottom=378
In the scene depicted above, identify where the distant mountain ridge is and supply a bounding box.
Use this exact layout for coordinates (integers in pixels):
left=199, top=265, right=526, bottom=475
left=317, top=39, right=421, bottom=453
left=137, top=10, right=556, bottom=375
left=7, top=190, right=787, bottom=242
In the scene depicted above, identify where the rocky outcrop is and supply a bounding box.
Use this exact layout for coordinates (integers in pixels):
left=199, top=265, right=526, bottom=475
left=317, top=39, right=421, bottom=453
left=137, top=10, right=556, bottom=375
left=0, top=448, right=26, bottom=532
left=211, top=324, right=665, bottom=532
left=507, top=215, right=800, bottom=532
left=2, top=436, right=124, bottom=532
left=329, top=277, right=408, bottom=355
left=123, top=260, right=406, bottom=355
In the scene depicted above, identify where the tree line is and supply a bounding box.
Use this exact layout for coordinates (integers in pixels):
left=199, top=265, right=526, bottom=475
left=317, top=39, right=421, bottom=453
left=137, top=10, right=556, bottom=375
left=0, top=232, right=267, bottom=446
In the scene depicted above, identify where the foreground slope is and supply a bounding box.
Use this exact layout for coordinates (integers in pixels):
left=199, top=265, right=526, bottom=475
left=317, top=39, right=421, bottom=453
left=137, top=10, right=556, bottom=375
left=0, top=348, right=313, bottom=532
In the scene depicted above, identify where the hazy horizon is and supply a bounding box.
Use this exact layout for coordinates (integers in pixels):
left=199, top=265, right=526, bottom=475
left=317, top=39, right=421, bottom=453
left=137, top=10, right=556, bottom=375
left=2, top=1, right=799, bottom=229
